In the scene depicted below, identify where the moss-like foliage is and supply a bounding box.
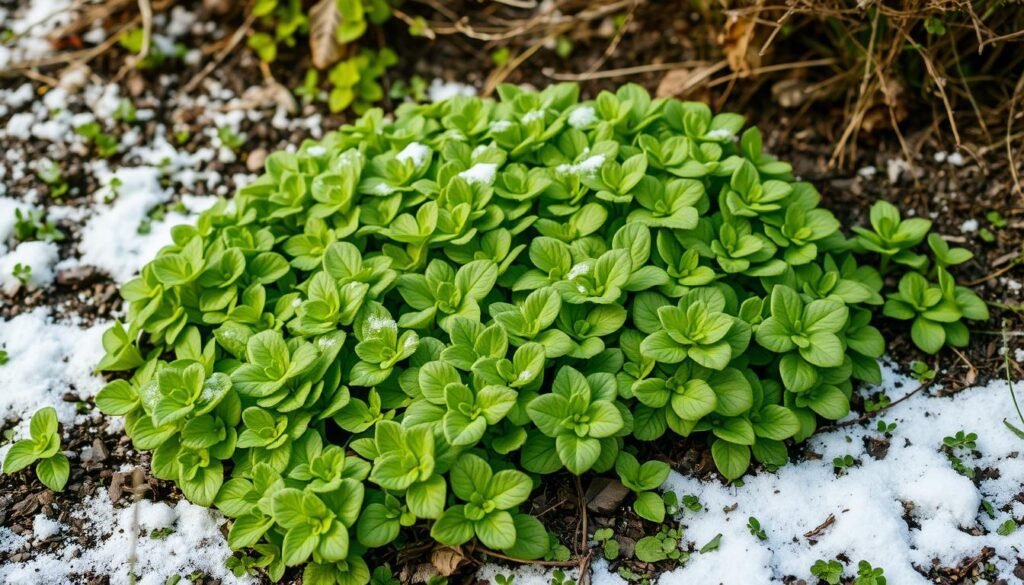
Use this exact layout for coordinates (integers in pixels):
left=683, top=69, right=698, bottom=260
left=95, top=83, right=986, bottom=583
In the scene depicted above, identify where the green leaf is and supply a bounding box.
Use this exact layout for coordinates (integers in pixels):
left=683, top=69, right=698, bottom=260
left=503, top=514, right=550, bottom=560
left=3, top=440, right=41, bottom=474
left=450, top=454, right=492, bottom=501
left=406, top=475, right=446, bottom=519
left=556, top=434, right=602, bottom=474
left=96, top=380, right=140, bottom=415
left=804, top=385, right=850, bottom=420
left=357, top=503, right=401, bottom=547
left=475, top=510, right=516, bottom=550
left=487, top=469, right=532, bottom=509
left=36, top=453, right=70, bottom=491
left=431, top=505, right=475, bottom=546
left=229, top=513, right=274, bottom=548
left=671, top=380, right=717, bottom=420
left=711, top=417, right=755, bottom=445
left=634, top=491, right=666, bottom=523
left=779, top=353, right=818, bottom=393
left=752, top=405, right=800, bottom=440
left=911, top=317, right=946, bottom=354
left=283, top=524, right=319, bottom=566
left=711, top=440, right=750, bottom=480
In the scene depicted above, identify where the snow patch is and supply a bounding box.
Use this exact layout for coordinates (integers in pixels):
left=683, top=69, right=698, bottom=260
left=568, top=105, right=597, bottom=129
left=396, top=141, right=431, bottom=167
left=0, top=240, right=59, bottom=294
left=0, top=308, right=108, bottom=423
left=428, top=79, right=477, bottom=102
left=0, top=492, right=250, bottom=585
left=32, top=514, right=64, bottom=540
left=77, top=167, right=217, bottom=282
left=459, top=163, right=498, bottom=185
left=557, top=154, right=606, bottom=176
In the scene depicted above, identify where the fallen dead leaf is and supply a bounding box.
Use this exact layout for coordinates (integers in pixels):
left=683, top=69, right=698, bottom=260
left=309, top=0, right=346, bottom=70
left=411, top=563, right=440, bottom=584
left=430, top=545, right=467, bottom=577
left=719, top=12, right=759, bottom=75
left=655, top=63, right=723, bottom=99
left=656, top=68, right=694, bottom=98
left=240, top=81, right=298, bottom=114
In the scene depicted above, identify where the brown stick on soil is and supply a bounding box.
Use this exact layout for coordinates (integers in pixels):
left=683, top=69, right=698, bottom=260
left=574, top=475, right=588, bottom=553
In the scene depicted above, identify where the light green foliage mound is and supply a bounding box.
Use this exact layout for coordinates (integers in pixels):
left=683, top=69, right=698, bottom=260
left=94, top=83, right=986, bottom=583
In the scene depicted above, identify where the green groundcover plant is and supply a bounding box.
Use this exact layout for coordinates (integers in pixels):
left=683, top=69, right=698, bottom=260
left=91, top=83, right=986, bottom=583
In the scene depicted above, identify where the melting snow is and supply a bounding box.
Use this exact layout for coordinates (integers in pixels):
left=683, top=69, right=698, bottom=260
left=428, top=79, right=477, bottom=102
left=0, top=240, right=59, bottom=294
left=459, top=163, right=498, bottom=185
left=0, top=493, right=249, bottom=585
left=556, top=154, right=606, bottom=176
left=481, top=362, right=1024, bottom=584
left=0, top=308, right=107, bottom=424
left=568, top=105, right=597, bottom=129
left=396, top=141, right=431, bottom=167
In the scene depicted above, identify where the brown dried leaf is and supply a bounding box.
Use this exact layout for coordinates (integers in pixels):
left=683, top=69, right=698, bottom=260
left=719, top=13, right=758, bottom=75
left=242, top=81, right=298, bottom=114
left=309, top=0, right=345, bottom=70
left=203, top=0, right=233, bottom=15
left=656, top=68, right=693, bottom=98
left=430, top=546, right=466, bottom=577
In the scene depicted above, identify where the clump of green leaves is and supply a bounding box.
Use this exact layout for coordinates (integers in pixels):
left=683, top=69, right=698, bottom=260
left=592, top=527, right=619, bottom=560
left=615, top=452, right=670, bottom=522
left=36, top=160, right=69, bottom=198
left=810, top=558, right=844, bottom=584
left=326, top=48, right=397, bottom=114
left=909, top=360, right=935, bottom=382
left=248, top=0, right=400, bottom=113
left=76, top=121, right=120, bottom=158
left=883, top=268, right=987, bottom=354
left=853, top=561, right=886, bottom=585
left=12, top=263, right=32, bottom=285
left=95, top=83, right=986, bottom=584
left=634, top=525, right=686, bottom=563
left=12, top=208, right=64, bottom=243
left=832, top=454, right=855, bottom=472
left=942, top=430, right=979, bottom=479
left=2, top=407, right=70, bottom=491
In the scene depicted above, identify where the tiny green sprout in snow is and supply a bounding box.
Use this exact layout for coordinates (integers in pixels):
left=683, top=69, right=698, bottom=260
left=832, top=454, right=855, bottom=471
left=854, top=560, right=886, bottom=585
left=12, top=263, right=32, bottom=285
left=909, top=360, right=935, bottom=382
left=810, top=559, right=844, bottom=584
left=746, top=516, right=766, bottom=540
left=549, top=570, right=573, bottom=585
left=996, top=518, right=1018, bottom=536
left=875, top=420, right=896, bottom=435
left=943, top=430, right=978, bottom=451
